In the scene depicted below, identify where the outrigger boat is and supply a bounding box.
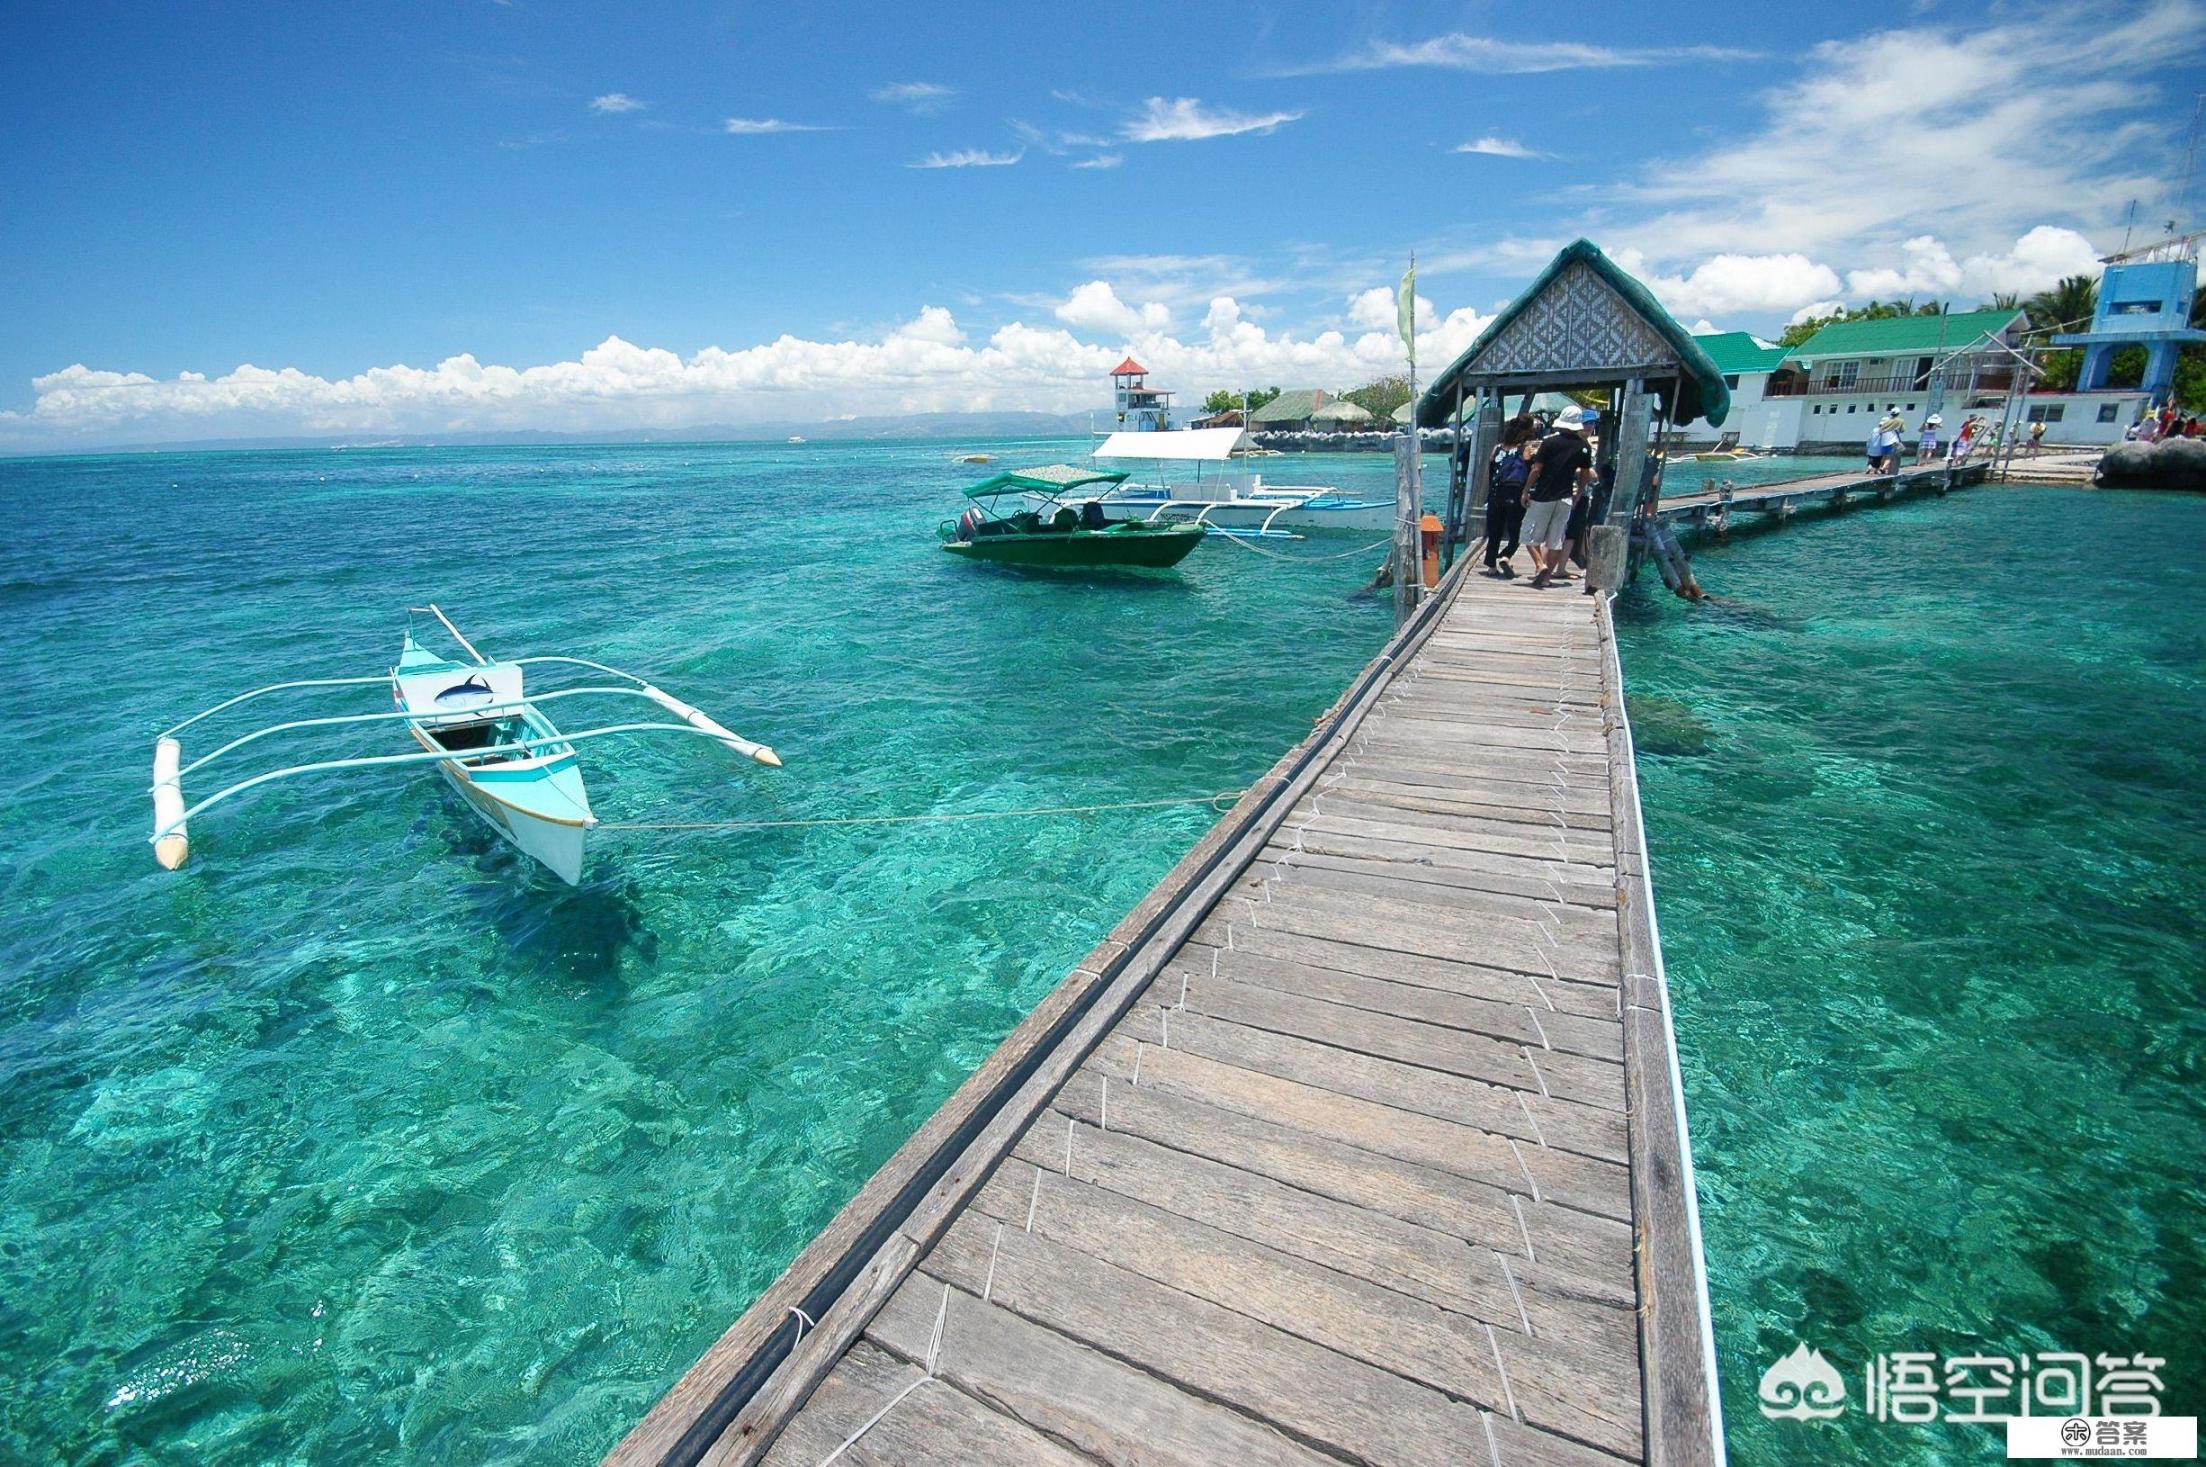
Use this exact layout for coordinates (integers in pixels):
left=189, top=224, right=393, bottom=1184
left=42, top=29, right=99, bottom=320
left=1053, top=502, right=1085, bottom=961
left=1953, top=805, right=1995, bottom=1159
left=149, top=605, right=781, bottom=885
left=1087, top=429, right=1393, bottom=537
left=939, top=465, right=1204, bottom=569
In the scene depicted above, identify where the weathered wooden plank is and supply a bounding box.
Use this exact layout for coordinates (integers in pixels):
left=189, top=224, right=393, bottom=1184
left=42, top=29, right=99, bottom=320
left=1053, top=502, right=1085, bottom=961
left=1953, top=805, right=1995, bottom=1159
left=1073, top=1041, right=1634, bottom=1279
left=1221, top=887, right=1623, bottom=987
left=1212, top=920, right=1620, bottom=1016
left=1297, top=795, right=1616, bottom=862
left=1099, top=1005, right=1628, bottom=1164
left=758, top=1342, right=1098, bottom=1467
left=1597, top=591, right=1722, bottom=1467
left=1245, top=853, right=1620, bottom=944
left=864, top=1277, right=1336, bottom=1467
left=922, top=1208, right=1573, bottom=1467
left=1173, top=941, right=1623, bottom=1062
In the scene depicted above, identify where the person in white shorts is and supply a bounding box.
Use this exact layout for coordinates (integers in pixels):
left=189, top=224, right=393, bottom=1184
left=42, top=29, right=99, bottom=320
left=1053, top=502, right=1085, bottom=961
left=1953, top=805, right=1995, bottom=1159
left=1521, top=405, right=1594, bottom=589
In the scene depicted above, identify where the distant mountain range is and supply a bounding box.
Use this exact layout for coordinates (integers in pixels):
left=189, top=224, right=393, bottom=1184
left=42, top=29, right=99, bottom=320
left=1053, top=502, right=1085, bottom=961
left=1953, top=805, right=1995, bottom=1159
left=10, top=409, right=1104, bottom=457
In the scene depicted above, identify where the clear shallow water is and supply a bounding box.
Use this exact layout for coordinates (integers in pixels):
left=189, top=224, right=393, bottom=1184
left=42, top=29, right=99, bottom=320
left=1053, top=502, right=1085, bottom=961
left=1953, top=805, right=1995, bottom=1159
left=0, top=438, right=1420, bottom=1463
left=1622, top=485, right=2206, bottom=1462
left=9, top=443, right=2192, bottom=1467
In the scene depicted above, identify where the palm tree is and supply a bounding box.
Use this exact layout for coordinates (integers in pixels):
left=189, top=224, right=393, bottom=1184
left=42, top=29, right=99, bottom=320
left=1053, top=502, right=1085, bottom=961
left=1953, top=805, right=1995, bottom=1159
left=1983, top=292, right=2020, bottom=312
left=2024, top=275, right=2097, bottom=332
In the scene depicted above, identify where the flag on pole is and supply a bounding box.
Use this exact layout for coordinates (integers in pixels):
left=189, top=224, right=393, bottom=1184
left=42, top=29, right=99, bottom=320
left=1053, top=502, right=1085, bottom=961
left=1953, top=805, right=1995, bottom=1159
left=1396, top=258, right=1417, bottom=368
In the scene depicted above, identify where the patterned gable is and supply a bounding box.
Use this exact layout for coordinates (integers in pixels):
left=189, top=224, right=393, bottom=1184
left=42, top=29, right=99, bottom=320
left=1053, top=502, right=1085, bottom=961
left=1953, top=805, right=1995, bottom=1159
left=1468, top=259, right=1679, bottom=377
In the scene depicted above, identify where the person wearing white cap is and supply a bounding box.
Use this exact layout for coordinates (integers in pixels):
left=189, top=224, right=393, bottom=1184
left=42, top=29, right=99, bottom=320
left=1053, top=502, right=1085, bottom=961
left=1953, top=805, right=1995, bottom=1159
left=1521, top=404, right=1594, bottom=589
left=1917, top=413, right=1943, bottom=464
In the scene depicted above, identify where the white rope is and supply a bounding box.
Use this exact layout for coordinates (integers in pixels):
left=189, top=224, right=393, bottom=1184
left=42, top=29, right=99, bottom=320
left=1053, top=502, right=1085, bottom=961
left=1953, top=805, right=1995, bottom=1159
left=788, top=1305, right=816, bottom=1346
left=601, top=790, right=1242, bottom=833
left=1209, top=532, right=1393, bottom=563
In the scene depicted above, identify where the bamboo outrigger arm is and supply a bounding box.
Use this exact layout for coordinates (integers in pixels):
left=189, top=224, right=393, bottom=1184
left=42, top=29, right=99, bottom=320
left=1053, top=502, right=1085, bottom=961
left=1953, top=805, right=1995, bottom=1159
left=149, top=721, right=775, bottom=854
left=147, top=653, right=778, bottom=870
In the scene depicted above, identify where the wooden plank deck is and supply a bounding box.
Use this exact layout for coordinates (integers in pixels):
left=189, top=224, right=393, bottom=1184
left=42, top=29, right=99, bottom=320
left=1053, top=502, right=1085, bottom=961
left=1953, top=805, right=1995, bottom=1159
left=1652, top=459, right=1989, bottom=532
left=607, top=564, right=1722, bottom=1467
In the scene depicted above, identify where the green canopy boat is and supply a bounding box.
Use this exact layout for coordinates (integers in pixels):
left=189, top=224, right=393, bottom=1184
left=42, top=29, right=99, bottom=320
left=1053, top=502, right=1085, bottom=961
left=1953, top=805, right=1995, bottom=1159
left=939, top=464, right=1205, bottom=570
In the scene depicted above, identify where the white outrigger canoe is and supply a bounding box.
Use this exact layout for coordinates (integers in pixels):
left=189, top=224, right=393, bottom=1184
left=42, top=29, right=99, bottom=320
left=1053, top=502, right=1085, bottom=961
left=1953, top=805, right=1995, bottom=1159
left=149, top=605, right=780, bottom=885
left=1088, top=428, right=1394, bottom=537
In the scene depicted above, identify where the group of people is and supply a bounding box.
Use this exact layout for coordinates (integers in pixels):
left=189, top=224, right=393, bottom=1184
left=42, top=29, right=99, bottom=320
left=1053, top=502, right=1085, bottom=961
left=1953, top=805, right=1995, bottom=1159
left=1869, top=411, right=2046, bottom=473
left=1471, top=405, right=1612, bottom=590
left=2128, top=406, right=2202, bottom=442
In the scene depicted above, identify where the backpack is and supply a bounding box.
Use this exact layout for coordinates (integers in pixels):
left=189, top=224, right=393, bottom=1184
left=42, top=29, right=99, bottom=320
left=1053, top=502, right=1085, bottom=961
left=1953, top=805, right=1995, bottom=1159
left=1493, top=450, right=1529, bottom=497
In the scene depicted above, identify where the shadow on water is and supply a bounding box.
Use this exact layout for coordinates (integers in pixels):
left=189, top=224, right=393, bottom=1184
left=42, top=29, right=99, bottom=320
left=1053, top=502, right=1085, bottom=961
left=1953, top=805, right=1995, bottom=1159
left=415, top=800, right=657, bottom=986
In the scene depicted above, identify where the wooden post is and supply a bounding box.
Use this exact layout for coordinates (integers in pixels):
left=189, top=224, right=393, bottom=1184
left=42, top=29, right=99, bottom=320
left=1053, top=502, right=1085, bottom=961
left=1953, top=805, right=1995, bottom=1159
left=1611, top=378, right=1651, bottom=525
left=1392, top=435, right=1419, bottom=626
left=1460, top=389, right=1500, bottom=554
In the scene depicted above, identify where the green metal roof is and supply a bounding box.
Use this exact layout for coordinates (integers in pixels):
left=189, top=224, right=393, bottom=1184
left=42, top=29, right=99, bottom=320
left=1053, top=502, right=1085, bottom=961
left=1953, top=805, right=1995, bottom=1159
left=1309, top=399, right=1374, bottom=422
left=963, top=464, right=1129, bottom=499
left=1248, top=389, right=1327, bottom=424
left=1691, top=331, right=1791, bottom=376
left=1415, top=239, right=1730, bottom=428
left=1789, top=308, right=2024, bottom=360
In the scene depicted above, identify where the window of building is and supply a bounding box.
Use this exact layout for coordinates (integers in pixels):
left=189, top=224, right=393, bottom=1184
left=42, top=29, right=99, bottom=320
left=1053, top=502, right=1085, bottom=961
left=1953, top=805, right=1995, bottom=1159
left=1812, top=404, right=1822, bottom=414
left=1723, top=374, right=1739, bottom=389
left=1847, top=404, right=1858, bottom=413
left=2026, top=404, right=2066, bottom=423
left=1833, top=361, right=1860, bottom=388
left=2098, top=403, right=2121, bottom=422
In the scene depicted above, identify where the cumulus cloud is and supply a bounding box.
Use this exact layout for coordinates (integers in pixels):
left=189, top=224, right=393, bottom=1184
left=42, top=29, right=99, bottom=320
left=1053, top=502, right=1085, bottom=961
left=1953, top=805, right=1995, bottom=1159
left=1454, top=136, right=1541, bottom=159
left=1614, top=1, right=2200, bottom=265
left=909, top=148, right=1022, bottom=169
left=870, top=81, right=955, bottom=113
left=725, top=117, right=830, bottom=135
left=1347, top=286, right=1437, bottom=332
left=0, top=288, right=1509, bottom=447
left=1124, top=97, right=1303, bottom=142
left=1055, top=281, right=1171, bottom=335
left=1281, top=33, right=1754, bottom=75
left=1617, top=249, right=1846, bottom=318
left=1843, top=225, right=2103, bottom=299
left=589, top=93, right=646, bottom=114
left=1789, top=299, right=1845, bottom=325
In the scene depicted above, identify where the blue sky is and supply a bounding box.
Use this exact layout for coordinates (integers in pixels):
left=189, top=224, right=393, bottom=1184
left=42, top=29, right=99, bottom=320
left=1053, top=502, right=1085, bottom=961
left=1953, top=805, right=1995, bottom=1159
left=3, top=0, right=2200, bottom=446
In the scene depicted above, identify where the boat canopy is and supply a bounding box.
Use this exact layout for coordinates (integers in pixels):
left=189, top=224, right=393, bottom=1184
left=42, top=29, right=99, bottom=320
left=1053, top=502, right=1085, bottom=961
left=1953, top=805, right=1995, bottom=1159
left=963, top=464, right=1130, bottom=500
left=1093, top=428, right=1250, bottom=462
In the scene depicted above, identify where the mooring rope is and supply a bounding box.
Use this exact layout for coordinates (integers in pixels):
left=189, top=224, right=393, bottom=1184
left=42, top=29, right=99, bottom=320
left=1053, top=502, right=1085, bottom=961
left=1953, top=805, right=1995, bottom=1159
left=1208, top=532, right=1393, bottom=563
left=597, top=790, right=1244, bottom=833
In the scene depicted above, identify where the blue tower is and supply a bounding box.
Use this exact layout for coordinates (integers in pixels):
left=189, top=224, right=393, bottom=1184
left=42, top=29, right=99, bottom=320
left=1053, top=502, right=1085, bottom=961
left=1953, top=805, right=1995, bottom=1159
left=2053, top=255, right=2206, bottom=402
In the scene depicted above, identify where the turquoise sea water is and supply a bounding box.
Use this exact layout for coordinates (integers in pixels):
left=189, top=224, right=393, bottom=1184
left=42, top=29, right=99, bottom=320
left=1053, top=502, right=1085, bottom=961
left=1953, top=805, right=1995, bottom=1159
left=0, top=438, right=1415, bottom=1463
left=1626, top=485, right=2206, bottom=1462
left=3, top=442, right=2197, bottom=1465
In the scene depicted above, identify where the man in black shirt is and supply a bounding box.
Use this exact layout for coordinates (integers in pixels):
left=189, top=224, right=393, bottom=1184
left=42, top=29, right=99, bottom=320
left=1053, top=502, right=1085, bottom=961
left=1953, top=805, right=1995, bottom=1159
left=1520, top=405, right=1593, bottom=589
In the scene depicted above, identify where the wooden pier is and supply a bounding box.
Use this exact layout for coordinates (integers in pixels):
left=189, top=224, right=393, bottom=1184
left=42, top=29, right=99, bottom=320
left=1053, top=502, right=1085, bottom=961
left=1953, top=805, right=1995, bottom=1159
left=1649, top=460, right=1991, bottom=536
left=608, top=561, right=1722, bottom=1467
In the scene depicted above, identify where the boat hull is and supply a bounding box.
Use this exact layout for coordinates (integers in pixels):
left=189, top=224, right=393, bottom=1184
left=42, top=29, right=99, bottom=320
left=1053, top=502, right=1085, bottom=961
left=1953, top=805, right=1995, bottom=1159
left=434, top=757, right=590, bottom=885
left=941, top=523, right=1203, bottom=569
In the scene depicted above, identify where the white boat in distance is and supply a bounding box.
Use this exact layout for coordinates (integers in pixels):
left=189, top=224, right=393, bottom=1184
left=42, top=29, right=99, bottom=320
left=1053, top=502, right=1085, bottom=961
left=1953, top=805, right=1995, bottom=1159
left=149, top=604, right=781, bottom=886
left=1088, top=428, right=1393, bottom=536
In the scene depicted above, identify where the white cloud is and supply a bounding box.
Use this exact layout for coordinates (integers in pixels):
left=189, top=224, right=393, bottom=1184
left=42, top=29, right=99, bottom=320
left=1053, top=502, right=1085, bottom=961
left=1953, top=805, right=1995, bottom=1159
left=909, top=147, right=1023, bottom=169
left=1618, top=249, right=1846, bottom=318
left=870, top=81, right=956, bottom=113
left=589, top=93, right=646, bottom=114
left=1454, top=136, right=1541, bottom=159
left=725, top=117, right=829, bottom=135
left=1055, top=281, right=1171, bottom=336
left=1789, top=299, right=1845, bottom=325
left=1347, top=286, right=1437, bottom=332
left=1284, top=33, right=1754, bottom=75
left=1686, top=319, right=1722, bottom=335
left=1614, top=1, right=2201, bottom=266
left=1, top=289, right=1511, bottom=447
left=1844, top=226, right=2104, bottom=299
left=1071, top=153, right=1122, bottom=170
left=1123, top=97, right=1303, bottom=143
